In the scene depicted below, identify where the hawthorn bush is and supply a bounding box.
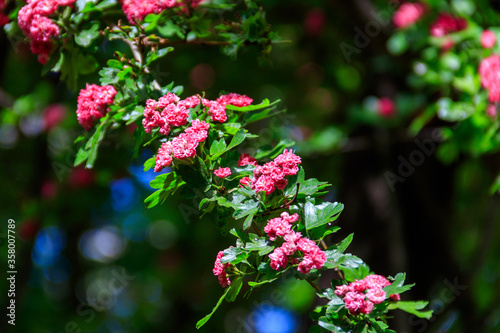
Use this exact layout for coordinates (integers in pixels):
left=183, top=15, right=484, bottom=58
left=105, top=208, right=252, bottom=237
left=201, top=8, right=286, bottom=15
left=1, top=0, right=499, bottom=332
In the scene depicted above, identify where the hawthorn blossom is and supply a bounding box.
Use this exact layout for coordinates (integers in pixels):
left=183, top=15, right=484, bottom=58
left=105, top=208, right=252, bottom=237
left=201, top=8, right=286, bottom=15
left=214, top=167, right=231, bottom=178
left=213, top=250, right=231, bottom=288
left=481, top=30, right=497, bottom=49
left=185, top=119, right=210, bottom=142
left=171, top=133, right=198, bottom=159
left=430, top=13, right=467, bottom=37
left=239, top=176, right=252, bottom=187
left=479, top=55, right=500, bottom=102
left=377, top=97, right=395, bottom=117
left=392, top=2, right=425, bottom=29
left=216, top=93, right=253, bottom=107
left=0, top=0, right=9, bottom=26
left=334, top=274, right=400, bottom=315
left=238, top=153, right=258, bottom=166
left=76, top=84, right=117, bottom=131
left=18, top=0, right=76, bottom=63
left=154, top=142, right=173, bottom=172
left=487, top=104, right=498, bottom=118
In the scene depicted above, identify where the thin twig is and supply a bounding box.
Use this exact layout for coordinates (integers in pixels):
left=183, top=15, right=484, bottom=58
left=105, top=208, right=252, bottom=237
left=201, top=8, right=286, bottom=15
left=307, top=279, right=321, bottom=292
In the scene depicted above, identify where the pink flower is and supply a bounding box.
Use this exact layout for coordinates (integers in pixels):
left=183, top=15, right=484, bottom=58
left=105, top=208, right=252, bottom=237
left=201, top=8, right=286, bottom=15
left=390, top=294, right=401, bottom=301
left=280, top=241, right=297, bottom=256
left=274, top=149, right=301, bottom=176
left=76, top=84, right=117, bottom=131
left=487, top=104, right=498, bottom=118
left=42, top=104, right=67, bottom=131
left=344, top=292, right=365, bottom=314
left=162, top=104, right=189, bottom=127
left=264, top=216, right=292, bottom=241
left=251, top=175, right=276, bottom=195
left=377, top=97, right=395, bottom=117
left=269, top=247, right=288, bottom=270
left=366, top=288, right=386, bottom=304
left=239, top=176, right=252, bottom=187
left=154, top=142, right=173, bottom=172
left=430, top=13, right=467, bottom=37
left=284, top=231, right=302, bottom=243
left=158, top=93, right=181, bottom=107
left=238, top=153, right=258, bottom=166
left=216, top=93, right=253, bottom=107
left=185, top=119, right=209, bottom=142
left=364, top=274, right=391, bottom=289
left=359, top=300, right=374, bottom=314
left=213, top=250, right=232, bottom=287
left=280, top=212, right=299, bottom=224
left=297, top=237, right=317, bottom=253
left=178, top=95, right=201, bottom=109
left=335, top=284, right=349, bottom=297
left=206, top=101, right=227, bottom=123
left=393, top=2, right=425, bottom=29
left=214, top=167, right=231, bottom=178
left=479, top=55, right=500, bottom=102
left=143, top=100, right=166, bottom=133
left=297, top=256, right=314, bottom=274
left=481, top=30, right=497, bottom=49
left=349, top=280, right=368, bottom=293
left=121, top=0, right=178, bottom=23
left=171, top=133, right=198, bottom=159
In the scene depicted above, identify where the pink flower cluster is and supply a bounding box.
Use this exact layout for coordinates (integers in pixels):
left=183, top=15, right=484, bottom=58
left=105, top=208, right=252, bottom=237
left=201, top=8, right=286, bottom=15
left=479, top=55, right=500, bottom=102
left=430, top=13, right=467, bottom=38
left=265, top=212, right=327, bottom=274
left=214, top=167, right=231, bottom=178
left=335, top=274, right=401, bottom=315
left=377, top=97, right=395, bottom=117
left=76, top=84, right=117, bottom=131
left=238, top=150, right=301, bottom=195
left=213, top=250, right=232, bottom=288
left=481, top=30, right=497, bottom=49
left=121, top=0, right=204, bottom=23
left=18, top=0, right=76, bottom=64
left=201, top=93, right=253, bottom=123
left=154, top=119, right=210, bottom=172
left=145, top=92, right=253, bottom=172
left=392, top=2, right=425, bottom=29
left=0, top=0, right=9, bottom=27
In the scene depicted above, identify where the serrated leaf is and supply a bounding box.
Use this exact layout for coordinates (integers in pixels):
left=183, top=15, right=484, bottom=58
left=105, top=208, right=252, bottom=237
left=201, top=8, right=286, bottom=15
left=221, top=247, right=247, bottom=265
left=210, top=138, right=227, bottom=156
left=304, top=199, right=344, bottom=231
left=145, top=47, right=174, bottom=66
left=75, top=22, right=100, bottom=47
left=383, top=273, right=414, bottom=296
left=387, top=301, right=432, bottom=319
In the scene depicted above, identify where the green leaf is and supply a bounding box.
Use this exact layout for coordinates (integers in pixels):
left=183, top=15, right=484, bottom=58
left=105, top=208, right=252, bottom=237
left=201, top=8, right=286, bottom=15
left=383, top=273, right=414, bottom=295
left=143, top=156, right=156, bottom=172
left=304, top=199, right=344, bottom=231
left=387, top=301, right=432, bottom=319
left=225, top=98, right=278, bottom=112
left=226, top=129, right=246, bottom=151
left=124, top=105, right=144, bottom=125
left=75, top=22, right=100, bottom=47
left=210, top=139, right=227, bottom=156
left=248, top=275, right=280, bottom=287
left=221, top=247, right=247, bottom=265
left=144, top=172, right=185, bottom=208
left=196, top=287, right=230, bottom=329
left=96, top=0, right=117, bottom=10
left=145, top=47, right=174, bottom=66
left=225, top=276, right=243, bottom=302
left=336, top=233, right=353, bottom=253
left=74, top=147, right=90, bottom=166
